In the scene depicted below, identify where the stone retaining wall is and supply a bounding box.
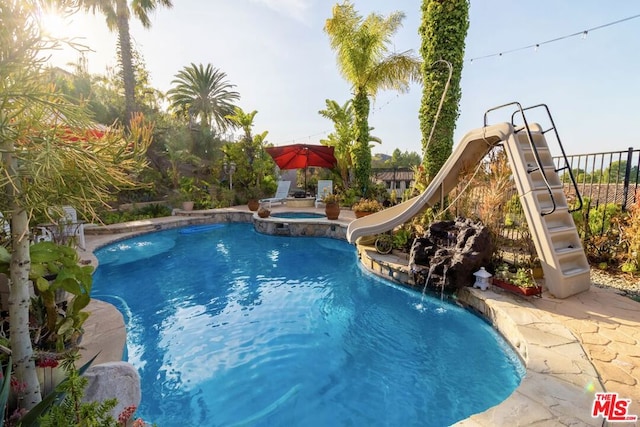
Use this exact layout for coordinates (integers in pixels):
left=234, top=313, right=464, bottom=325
left=253, top=216, right=348, bottom=239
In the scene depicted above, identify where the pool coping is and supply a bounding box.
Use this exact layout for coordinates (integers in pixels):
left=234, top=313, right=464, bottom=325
left=82, top=207, right=637, bottom=426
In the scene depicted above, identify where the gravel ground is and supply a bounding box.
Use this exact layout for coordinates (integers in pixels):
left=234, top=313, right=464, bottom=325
left=590, top=268, right=640, bottom=300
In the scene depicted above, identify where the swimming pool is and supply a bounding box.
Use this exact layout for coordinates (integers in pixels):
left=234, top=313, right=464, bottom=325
left=92, top=223, right=523, bottom=426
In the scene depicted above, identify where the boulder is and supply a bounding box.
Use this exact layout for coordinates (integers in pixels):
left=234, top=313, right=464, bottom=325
left=83, top=362, right=141, bottom=420
left=409, top=217, right=493, bottom=293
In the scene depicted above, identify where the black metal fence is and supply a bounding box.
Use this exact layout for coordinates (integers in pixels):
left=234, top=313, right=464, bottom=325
left=553, top=147, right=639, bottom=237
left=554, top=147, right=639, bottom=211
left=371, top=147, right=639, bottom=239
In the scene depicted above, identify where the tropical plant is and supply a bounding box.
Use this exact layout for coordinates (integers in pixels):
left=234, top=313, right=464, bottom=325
left=325, top=1, right=421, bottom=196
left=65, top=0, right=173, bottom=124
left=319, top=99, right=355, bottom=187
left=392, top=225, right=412, bottom=251
left=168, top=63, right=240, bottom=134
left=178, top=177, right=197, bottom=202
left=419, top=0, right=469, bottom=181
left=1, top=1, right=152, bottom=408
left=318, top=99, right=382, bottom=190
left=225, top=106, right=270, bottom=186
left=223, top=108, right=273, bottom=194
left=25, top=242, right=93, bottom=352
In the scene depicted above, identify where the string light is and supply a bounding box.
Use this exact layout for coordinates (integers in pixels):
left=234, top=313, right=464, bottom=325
left=276, top=14, right=640, bottom=144
left=468, top=13, right=640, bottom=63
left=274, top=94, right=401, bottom=145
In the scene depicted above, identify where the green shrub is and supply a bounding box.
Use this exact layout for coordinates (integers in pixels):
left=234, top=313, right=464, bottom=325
left=100, top=204, right=172, bottom=225
left=573, top=198, right=622, bottom=237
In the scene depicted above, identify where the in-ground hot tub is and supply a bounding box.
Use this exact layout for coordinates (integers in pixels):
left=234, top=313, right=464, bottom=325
left=284, top=197, right=316, bottom=207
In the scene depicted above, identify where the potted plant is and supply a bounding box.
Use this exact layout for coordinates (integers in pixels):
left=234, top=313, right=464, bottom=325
left=352, top=198, right=383, bottom=218
left=257, top=206, right=271, bottom=218
left=491, top=263, right=542, bottom=296
left=178, top=177, right=196, bottom=211
left=246, top=186, right=262, bottom=211
left=323, top=193, right=341, bottom=220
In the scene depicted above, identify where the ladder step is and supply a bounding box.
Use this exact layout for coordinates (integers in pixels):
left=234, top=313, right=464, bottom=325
left=555, top=247, right=584, bottom=258
left=530, top=182, right=563, bottom=191
left=561, top=267, right=590, bottom=278
left=547, top=225, right=576, bottom=234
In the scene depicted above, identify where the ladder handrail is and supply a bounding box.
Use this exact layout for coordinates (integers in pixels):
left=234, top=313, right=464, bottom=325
left=484, top=102, right=557, bottom=215
left=512, top=104, right=584, bottom=213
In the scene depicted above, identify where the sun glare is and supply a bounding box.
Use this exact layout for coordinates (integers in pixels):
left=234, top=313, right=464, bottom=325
left=39, top=7, right=74, bottom=40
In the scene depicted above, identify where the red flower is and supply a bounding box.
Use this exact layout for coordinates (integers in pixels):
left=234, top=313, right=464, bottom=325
left=35, top=357, right=59, bottom=368
left=10, top=376, right=27, bottom=393
left=118, top=405, right=138, bottom=425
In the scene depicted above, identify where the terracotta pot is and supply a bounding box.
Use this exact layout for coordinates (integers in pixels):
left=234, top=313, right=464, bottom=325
left=247, top=199, right=260, bottom=211
left=325, top=202, right=340, bottom=220
left=257, top=208, right=270, bottom=218
left=492, top=278, right=542, bottom=297
left=182, top=201, right=194, bottom=211
left=354, top=210, right=373, bottom=219
left=532, top=266, right=544, bottom=279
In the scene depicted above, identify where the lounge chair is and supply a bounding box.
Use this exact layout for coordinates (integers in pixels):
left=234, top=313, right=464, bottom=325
left=38, top=206, right=86, bottom=249
left=1, top=211, right=53, bottom=244
left=315, top=180, right=333, bottom=208
left=260, top=181, right=291, bottom=209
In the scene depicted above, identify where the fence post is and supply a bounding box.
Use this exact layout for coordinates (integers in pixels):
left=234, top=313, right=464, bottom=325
left=622, top=147, right=634, bottom=211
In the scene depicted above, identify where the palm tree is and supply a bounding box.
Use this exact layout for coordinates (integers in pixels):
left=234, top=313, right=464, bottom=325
left=226, top=106, right=258, bottom=142
left=225, top=106, right=269, bottom=187
left=324, top=1, right=421, bottom=195
left=319, top=99, right=383, bottom=189
left=74, top=0, right=173, bottom=124
left=319, top=99, right=355, bottom=187
left=167, top=63, right=240, bottom=134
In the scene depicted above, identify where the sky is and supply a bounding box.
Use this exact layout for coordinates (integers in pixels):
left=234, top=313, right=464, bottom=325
left=42, top=0, right=640, bottom=157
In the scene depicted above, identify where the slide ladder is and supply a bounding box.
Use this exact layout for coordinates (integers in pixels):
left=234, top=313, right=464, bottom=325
left=347, top=102, right=591, bottom=299
left=487, top=102, right=590, bottom=298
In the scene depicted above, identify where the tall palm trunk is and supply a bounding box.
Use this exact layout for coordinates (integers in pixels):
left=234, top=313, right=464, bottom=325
left=116, top=0, right=136, bottom=125
left=353, top=90, right=371, bottom=195
left=5, top=146, right=41, bottom=408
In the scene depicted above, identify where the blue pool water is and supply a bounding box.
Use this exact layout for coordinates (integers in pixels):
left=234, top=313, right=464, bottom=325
left=92, top=223, right=523, bottom=426
left=270, top=212, right=325, bottom=219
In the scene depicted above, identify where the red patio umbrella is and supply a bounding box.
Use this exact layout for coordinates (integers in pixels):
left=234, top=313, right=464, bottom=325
left=265, top=144, right=337, bottom=191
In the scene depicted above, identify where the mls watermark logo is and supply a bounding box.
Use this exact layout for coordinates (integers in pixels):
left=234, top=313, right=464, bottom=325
left=591, top=392, right=638, bottom=422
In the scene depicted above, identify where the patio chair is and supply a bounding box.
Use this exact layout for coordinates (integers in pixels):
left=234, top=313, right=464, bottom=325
left=38, top=205, right=86, bottom=250
left=315, top=180, right=333, bottom=208
left=0, top=211, right=53, bottom=244
left=260, top=181, right=291, bottom=209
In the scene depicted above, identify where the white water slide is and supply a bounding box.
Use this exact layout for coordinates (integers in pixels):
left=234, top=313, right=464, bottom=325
left=347, top=112, right=591, bottom=299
